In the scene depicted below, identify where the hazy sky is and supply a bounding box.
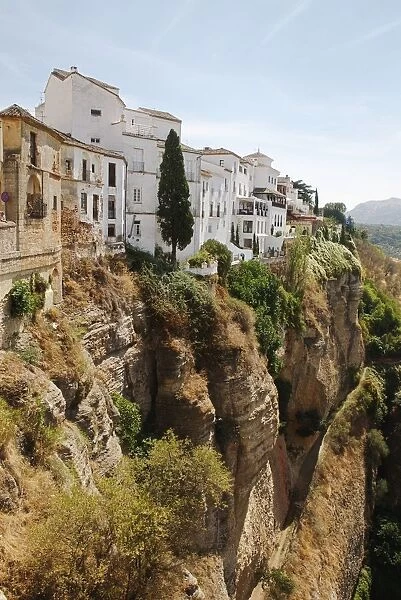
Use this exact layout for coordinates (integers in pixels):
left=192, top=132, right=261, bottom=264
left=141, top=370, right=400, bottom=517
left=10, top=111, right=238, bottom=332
left=1, top=0, right=401, bottom=209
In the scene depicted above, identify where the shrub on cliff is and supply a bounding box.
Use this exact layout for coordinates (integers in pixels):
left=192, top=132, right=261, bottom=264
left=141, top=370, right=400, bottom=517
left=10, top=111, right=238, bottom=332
left=201, top=239, right=232, bottom=283
left=112, top=392, right=142, bottom=456
left=9, top=433, right=232, bottom=599
left=360, top=280, right=401, bottom=359
left=227, top=261, right=302, bottom=374
left=139, top=267, right=216, bottom=347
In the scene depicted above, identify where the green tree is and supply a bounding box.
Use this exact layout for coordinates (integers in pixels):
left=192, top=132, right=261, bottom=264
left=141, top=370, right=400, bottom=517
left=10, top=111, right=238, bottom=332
left=323, top=202, right=347, bottom=225
left=201, top=239, right=232, bottom=283
left=293, top=180, right=314, bottom=206
left=252, top=233, right=258, bottom=256
left=157, top=129, right=194, bottom=265
left=314, top=189, right=319, bottom=216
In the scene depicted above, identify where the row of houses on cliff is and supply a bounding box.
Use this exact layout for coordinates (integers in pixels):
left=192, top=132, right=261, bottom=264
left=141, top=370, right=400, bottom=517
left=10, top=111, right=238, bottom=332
left=0, top=67, right=321, bottom=345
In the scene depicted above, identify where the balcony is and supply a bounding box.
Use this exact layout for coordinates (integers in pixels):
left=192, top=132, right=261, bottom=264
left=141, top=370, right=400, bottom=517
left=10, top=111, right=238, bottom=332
left=238, top=208, right=254, bottom=215
left=26, top=194, right=47, bottom=219
left=132, top=161, right=144, bottom=173
left=130, top=124, right=154, bottom=137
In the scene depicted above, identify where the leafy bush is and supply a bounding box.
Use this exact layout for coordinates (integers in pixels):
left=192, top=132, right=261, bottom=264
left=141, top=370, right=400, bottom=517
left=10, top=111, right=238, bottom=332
left=187, top=248, right=214, bottom=268
left=201, top=239, right=232, bottom=283
left=261, top=568, right=295, bottom=598
left=9, top=280, right=36, bottom=317
left=111, top=392, right=141, bottom=456
left=9, top=433, right=232, bottom=599
left=308, top=238, right=361, bottom=282
left=18, top=398, right=60, bottom=465
left=139, top=267, right=216, bottom=348
left=138, top=431, right=232, bottom=553
left=227, top=261, right=302, bottom=374
left=360, top=281, right=401, bottom=359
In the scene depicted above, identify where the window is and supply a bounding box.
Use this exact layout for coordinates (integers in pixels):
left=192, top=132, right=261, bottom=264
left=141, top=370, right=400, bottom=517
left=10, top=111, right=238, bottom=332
left=239, top=165, right=243, bottom=173
left=29, top=132, right=37, bottom=166
left=133, top=148, right=144, bottom=172
left=90, top=137, right=100, bottom=144
left=108, top=224, right=116, bottom=238
left=243, top=238, right=252, bottom=249
left=91, top=164, right=95, bottom=174
left=243, top=220, right=253, bottom=233
left=217, top=204, right=221, bottom=217
left=239, top=183, right=242, bottom=196
left=209, top=203, right=213, bottom=217
left=133, top=220, right=141, bottom=236
left=133, top=188, right=142, bottom=203
left=233, top=181, right=236, bottom=193
left=80, top=192, right=87, bottom=213
left=244, top=167, right=247, bottom=175
left=82, top=159, right=88, bottom=181
left=91, top=109, right=102, bottom=116
left=53, top=196, right=57, bottom=211
left=108, top=195, right=116, bottom=219
left=65, top=159, right=72, bottom=172
left=268, top=176, right=271, bottom=183
left=232, top=202, right=235, bottom=215
left=93, top=194, right=99, bottom=221
left=219, top=159, right=224, bottom=167
left=108, top=162, right=116, bottom=187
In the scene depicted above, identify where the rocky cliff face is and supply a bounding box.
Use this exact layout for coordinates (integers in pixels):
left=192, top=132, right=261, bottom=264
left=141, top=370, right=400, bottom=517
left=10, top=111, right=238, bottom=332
left=0, top=255, right=367, bottom=600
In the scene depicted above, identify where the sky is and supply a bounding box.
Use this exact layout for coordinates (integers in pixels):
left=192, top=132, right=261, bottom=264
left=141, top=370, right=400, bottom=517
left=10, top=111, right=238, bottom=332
left=1, top=0, right=401, bottom=209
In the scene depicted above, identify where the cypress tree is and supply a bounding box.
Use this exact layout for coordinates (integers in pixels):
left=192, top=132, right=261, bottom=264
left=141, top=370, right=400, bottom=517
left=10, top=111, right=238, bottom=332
left=314, top=189, right=319, bottom=216
left=253, top=233, right=257, bottom=255
left=157, top=129, right=194, bottom=265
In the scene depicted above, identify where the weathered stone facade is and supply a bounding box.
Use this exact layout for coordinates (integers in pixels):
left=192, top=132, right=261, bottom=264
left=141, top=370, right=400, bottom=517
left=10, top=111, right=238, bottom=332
left=0, top=105, right=63, bottom=347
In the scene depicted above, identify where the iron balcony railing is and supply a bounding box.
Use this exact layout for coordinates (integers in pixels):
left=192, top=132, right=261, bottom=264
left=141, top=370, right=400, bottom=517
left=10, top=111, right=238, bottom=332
left=26, top=194, right=47, bottom=219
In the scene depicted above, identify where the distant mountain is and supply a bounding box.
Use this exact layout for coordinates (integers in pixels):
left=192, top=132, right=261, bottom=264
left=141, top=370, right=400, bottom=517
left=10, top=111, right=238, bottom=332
left=347, top=197, right=401, bottom=225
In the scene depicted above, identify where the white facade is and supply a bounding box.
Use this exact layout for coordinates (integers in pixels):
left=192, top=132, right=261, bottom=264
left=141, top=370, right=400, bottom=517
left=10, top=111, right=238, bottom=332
left=37, top=67, right=188, bottom=256
left=37, top=67, right=295, bottom=261
left=59, top=136, right=126, bottom=245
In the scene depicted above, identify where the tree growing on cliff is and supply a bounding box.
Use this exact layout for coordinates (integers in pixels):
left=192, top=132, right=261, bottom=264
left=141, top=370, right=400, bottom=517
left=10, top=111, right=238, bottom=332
left=293, top=180, right=314, bottom=207
left=157, top=129, right=194, bottom=265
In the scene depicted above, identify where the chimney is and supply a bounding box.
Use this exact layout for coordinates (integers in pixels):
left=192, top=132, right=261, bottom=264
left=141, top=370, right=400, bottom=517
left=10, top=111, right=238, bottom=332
left=70, top=66, right=78, bottom=73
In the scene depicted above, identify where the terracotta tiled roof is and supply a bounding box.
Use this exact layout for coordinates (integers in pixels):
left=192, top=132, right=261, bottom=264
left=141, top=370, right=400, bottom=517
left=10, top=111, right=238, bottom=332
left=200, top=147, right=242, bottom=159
left=138, top=107, right=181, bottom=122
left=0, top=104, right=65, bottom=139
left=0, top=104, right=34, bottom=119
left=56, top=130, right=125, bottom=160
left=52, top=68, right=120, bottom=95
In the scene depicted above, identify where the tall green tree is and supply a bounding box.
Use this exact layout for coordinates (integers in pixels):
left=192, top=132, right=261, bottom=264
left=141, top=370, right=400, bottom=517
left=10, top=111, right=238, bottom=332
left=314, top=189, right=319, bottom=215
left=157, top=129, right=194, bottom=265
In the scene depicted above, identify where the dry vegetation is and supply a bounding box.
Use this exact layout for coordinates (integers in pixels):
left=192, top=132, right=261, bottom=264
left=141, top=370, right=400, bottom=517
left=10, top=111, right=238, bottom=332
left=62, top=250, right=140, bottom=315
left=356, top=238, right=401, bottom=300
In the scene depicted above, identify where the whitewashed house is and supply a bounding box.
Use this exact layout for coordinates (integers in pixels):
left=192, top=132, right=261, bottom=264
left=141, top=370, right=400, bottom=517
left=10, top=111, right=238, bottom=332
left=58, top=133, right=126, bottom=246
left=36, top=68, right=195, bottom=256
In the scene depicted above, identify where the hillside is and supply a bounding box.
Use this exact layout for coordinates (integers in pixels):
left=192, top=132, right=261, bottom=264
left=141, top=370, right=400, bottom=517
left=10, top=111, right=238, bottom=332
left=362, top=224, right=401, bottom=259
left=347, top=197, right=401, bottom=225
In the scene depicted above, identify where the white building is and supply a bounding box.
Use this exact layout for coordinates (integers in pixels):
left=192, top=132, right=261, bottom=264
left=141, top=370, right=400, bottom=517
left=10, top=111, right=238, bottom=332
left=58, top=133, right=126, bottom=246
left=36, top=68, right=191, bottom=256
left=37, top=67, right=293, bottom=261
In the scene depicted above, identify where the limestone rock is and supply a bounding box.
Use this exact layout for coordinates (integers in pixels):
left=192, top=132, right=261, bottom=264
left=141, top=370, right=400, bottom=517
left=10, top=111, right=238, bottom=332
left=125, top=343, right=155, bottom=422
left=42, top=380, right=66, bottom=424
left=75, top=380, right=122, bottom=474
left=57, top=422, right=97, bottom=492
